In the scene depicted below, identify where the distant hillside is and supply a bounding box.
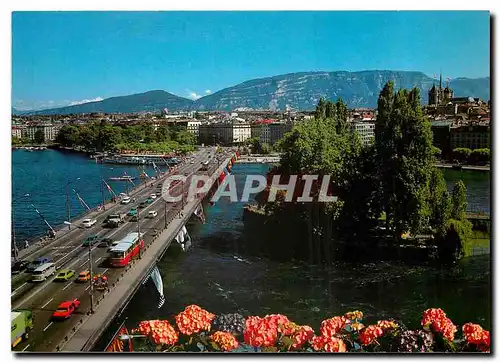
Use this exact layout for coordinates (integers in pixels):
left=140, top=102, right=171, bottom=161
left=25, top=90, right=194, bottom=115
left=193, top=71, right=490, bottom=111
left=21, top=71, right=490, bottom=115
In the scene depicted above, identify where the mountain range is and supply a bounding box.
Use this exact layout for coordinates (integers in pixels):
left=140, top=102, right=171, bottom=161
left=15, top=70, right=490, bottom=115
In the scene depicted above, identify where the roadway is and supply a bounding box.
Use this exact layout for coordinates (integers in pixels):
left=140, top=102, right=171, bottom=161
left=12, top=147, right=218, bottom=352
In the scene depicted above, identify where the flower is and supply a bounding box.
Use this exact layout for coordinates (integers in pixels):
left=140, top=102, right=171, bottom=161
left=210, top=331, right=239, bottom=351
left=175, top=305, right=215, bottom=336
left=320, top=316, right=347, bottom=337
left=377, top=320, right=398, bottom=330
left=264, top=314, right=291, bottom=334
left=211, top=313, right=246, bottom=336
left=137, top=320, right=178, bottom=346
left=290, top=325, right=314, bottom=350
left=244, top=316, right=278, bottom=347
left=350, top=322, right=365, bottom=331
left=344, top=311, right=363, bottom=321
left=359, top=325, right=384, bottom=346
left=421, top=308, right=457, bottom=341
left=462, top=323, right=490, bottom=352
left=311, top=335, right=346, bottom=352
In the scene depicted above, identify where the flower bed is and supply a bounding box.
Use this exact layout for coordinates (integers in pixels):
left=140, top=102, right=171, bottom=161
left=129, top=305, right=490, bottom=353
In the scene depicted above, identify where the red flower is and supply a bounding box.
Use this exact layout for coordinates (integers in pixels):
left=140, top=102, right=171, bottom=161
left=320, top=316, right=347, bottom=337
left=175, top=305, right=215, bottom=336
left=463, top=323, right=490, bottom=352
left=421, top=308, right=457, bottom=341
left=210, top=331, right=239, bottom=352
left=264, top=314, right=291, bottom=334
left=290, top=325, right=314, bottom=350
left=359, top=325, right=384, bottom=346
left=244, top=316, right=278, bottom=347
left=311, top=335, right=346, bottom=352
left=137, top=320, right=178, bottom=346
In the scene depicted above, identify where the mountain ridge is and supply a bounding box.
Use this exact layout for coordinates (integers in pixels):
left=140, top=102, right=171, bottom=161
left=16, top=71, right=490, bottom=115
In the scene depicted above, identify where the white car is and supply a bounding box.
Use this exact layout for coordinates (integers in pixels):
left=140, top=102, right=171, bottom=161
left=121, top=196, right=131, bottom=204
left=148, top=211, right=158, bottom=218
left=82, top=218, right=97, bottom=228
left=150, top=194, right=157, bottom=200
left=119, top=192, right=128, bottom=198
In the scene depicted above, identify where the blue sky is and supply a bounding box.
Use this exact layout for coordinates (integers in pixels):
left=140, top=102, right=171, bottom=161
left=12, top=11, right=490, bottom=111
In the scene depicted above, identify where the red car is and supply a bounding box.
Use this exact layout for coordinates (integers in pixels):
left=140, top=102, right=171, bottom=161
left=51, top=299, right=80, bottom=320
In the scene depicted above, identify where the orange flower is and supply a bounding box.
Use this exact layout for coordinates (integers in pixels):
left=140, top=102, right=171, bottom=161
left=376, top=320, right=398, bottom=330
left=290, top=325, right=314, bottom=350
left=320, top=316, right=347, bottom=337
left=421, top=308, right=457, bottom=341
left=359, top=325, right=384, bottom=346
left=463, top=323, right=490, bottom=351
left=311, top=335, right=346, bottom=352
left=137, top=320, right=178, bottom=345
left=244, top=316, right=278, bottom=347
left=264, top=314, right=291, bottom=334
left=175, top=305, right=215, bottom=336
left=210, top=331, right=239, bottom=352
left=344, top=311, right=363, bottom=321
left=350, top=322, right=365, bottom=331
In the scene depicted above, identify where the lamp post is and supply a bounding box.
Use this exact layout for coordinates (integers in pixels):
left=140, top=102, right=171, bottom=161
left=66, top=178, right=81, bottom=229
left=12, top=193, right=30, bottom=261
left=88, top=240, right=94, bottom=314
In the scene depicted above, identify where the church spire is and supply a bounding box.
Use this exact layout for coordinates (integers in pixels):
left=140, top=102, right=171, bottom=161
left=439, top=72, right=442, bottom=90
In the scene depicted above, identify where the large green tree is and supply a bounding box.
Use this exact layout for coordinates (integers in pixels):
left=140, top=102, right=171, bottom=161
left=374, top=82, right=435, bottom=239
left=450, top=180, right=468, bottom=220
left=428, top=168, right=451, bottom=232
left=34, top=129, right=45, bottom=144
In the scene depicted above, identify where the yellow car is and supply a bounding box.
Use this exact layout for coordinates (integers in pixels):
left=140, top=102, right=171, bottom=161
left=54, top=269, right=75, bottom=282
left=76, top=270, right=91, bottom=282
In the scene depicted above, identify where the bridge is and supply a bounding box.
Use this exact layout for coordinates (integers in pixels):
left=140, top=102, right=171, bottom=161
left=12, top=147, right=237, bottom=352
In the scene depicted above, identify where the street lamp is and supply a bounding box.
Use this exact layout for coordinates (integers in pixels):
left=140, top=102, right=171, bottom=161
left=12, top=193, right=30, bottom=261
left=66, top=178, right=81, bottom=229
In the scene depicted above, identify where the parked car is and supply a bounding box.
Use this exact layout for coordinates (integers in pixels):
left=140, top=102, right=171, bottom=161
left=54, top=269, right=75, bottom=282
left=82, top=218, right=97, bottom=228
left=51, top=299, right=80, bottom=320
left=11, top=260, right=30, bottom=274
left=121, top=196, right=131, bottom=204
left=128, top=207, right=138, bottom=216
left=76, top=270, right=91, bottom=282
left=148, top=210, right=158, bottom=218
left=82, top=234, right=101, bottom=247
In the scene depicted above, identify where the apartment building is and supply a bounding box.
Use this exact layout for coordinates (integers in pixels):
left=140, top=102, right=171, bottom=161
left=349, top=121, right=375, bottom=145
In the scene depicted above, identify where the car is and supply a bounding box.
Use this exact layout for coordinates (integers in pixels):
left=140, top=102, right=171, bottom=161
left=76, top=270, right=91, bottom=282
left=82, top=234, right=101, bottom=247
left=51, top=299, right=80, bottom=320
left=156, top=190, right=162, bottom=197
left=150, top=194, right=157, bottom=199
left=128, top=207, right=138, bottom=216
left=148, top=210, right=158, bottom=218
left=11, top=260, right=30, bottom=274
left=26, top=257, right=51, bottom=272
left=119, top=192, right=128, bottom=197
left=184, top=172, right=189, bottom=176
left=54, top=269, right=75, bottom=282
left=82, top=218, right=97, bottom=228
left=138, top=201, right=148, bottom=208
left=121, top=196, right=131, bottom=204
left=97, top=237, right=114, bottom=248
left=146, top=198, right=153, bottom=204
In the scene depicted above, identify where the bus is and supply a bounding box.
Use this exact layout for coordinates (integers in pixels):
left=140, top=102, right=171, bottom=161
left=108, top=232, right=145, bottom=267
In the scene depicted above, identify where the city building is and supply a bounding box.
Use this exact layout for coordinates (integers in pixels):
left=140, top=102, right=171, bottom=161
left=450, top=122, right=490, bottom=150
left=260, top=123, right=271, bottom=144
left=198, top=121, right=251, bottom=145
left=428, top=74, right=454, bottom=106
left=11, top=126, right=23, bottom=139
left=269, top=122, right=293, bottom=144
left=23, top=123, right=59, bottom=142
left=186, top=120, right=201, bottom=139
left=430, top=120, right=453, bottom=157
left=349, top=121, right=375, bottom=145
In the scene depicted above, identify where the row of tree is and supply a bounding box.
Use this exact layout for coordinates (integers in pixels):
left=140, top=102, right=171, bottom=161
left=56, top=121, right=196, bottom=153
left=452, top=148, right=490, bottom=165
left=255, top=85, right=472, bottom=263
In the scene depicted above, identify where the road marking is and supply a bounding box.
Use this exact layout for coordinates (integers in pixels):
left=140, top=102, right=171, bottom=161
left=95, top=257, right=102, bottom=264
left=62, top=282, right=73, bottom=291
left=22, top=344, right=30, bottom=351
left=12, top=282, right=27, bottom=295
left=102, top=268, right=109, bottom=274
left=41, top=298, right=54, bottom=309
left=79, top=259, right=89, bottom=268
left=85, top=284, right=90, bottom=291
left=43, top=322, right=53, bottom=332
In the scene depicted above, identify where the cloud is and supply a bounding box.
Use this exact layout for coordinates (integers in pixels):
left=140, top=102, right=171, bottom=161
left=205, top=89, right=212, bottom=94
left=186, top=90, right=202, bottom=100
left=68, top=97, right=103, bottom=106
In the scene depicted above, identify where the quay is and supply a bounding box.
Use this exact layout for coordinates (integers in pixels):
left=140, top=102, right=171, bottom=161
left=12, top=148, right=238, bottom=352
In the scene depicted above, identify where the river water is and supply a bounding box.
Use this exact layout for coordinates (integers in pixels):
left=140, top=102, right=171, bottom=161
left=11, top=150, right=491, bottom=346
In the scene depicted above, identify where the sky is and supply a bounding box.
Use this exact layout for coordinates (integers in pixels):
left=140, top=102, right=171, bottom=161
left=12, top=11, right=490, bottom=111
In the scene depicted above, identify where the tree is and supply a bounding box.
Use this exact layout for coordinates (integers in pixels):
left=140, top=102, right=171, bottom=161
left=12, top=136, right=21, bottom=145
left=450, top=180, right=467, bottom=221
left=34, top=129, right=45, bottom=144
left=315, top=97, right=327, bottom=119
left=428, top=168, right=451, bottom=232
left=374, top=82, right=435, bottom=239
left=335, top=98, right=348, bottom=135
left=325, top=101, right=336, bottom=119
left=452, top=148, right=472, bottom=163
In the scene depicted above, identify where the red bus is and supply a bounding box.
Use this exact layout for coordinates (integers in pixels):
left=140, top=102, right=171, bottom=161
left=108, top=232, right=145, bottom=267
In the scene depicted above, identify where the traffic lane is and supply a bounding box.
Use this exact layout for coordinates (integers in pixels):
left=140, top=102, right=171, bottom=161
left=17, top=202, right=179, bottom=351
left=12, top=188, right=175, bottom=308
